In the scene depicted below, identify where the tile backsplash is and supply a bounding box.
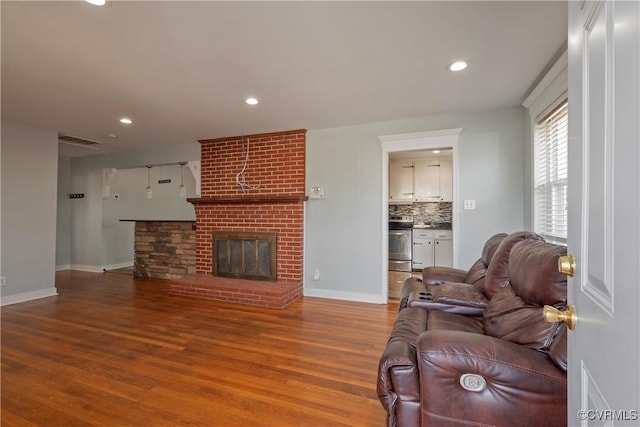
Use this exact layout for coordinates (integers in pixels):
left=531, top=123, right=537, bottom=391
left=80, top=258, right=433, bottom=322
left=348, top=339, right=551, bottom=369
left=389, top=202, right=452, bottom=225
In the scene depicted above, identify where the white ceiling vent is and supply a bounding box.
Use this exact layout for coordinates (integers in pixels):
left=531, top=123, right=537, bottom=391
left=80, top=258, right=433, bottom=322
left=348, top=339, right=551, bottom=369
left=58, top=133, right=102, bottom=150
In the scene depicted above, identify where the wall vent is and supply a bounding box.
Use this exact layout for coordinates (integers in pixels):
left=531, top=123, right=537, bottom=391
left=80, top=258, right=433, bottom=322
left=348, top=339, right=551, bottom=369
left=58, top=133, right=102, bottom=150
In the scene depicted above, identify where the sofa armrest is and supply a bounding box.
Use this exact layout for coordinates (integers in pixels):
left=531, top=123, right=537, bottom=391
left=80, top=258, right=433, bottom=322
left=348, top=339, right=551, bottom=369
left=421, top=266, right=467, bottom=285
left=417, top=330, right=567, bottom=427
left=377, top=308, right=427, bottom=427
left=407, top=283, right=488, bottom=316
left=398, top=277, right=427, bottom=310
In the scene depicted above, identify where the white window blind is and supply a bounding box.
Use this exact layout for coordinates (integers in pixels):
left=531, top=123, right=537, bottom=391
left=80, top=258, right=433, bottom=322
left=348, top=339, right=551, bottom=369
left=534, top=100, right=568, bottom=245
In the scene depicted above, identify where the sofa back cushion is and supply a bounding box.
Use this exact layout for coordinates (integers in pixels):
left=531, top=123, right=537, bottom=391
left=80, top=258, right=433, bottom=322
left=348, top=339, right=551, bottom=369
left=483, top=240, right=567, bottom=351
left=463, top=233, right=508, bottom=289
left=483, top=231, right=544, bottom=298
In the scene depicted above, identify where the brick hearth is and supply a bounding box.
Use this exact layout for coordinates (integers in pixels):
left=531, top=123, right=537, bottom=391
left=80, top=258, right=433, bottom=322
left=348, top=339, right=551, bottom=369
left=169, top=275, right=303, bottom=309
left=172, top=129, right=307, bottom=309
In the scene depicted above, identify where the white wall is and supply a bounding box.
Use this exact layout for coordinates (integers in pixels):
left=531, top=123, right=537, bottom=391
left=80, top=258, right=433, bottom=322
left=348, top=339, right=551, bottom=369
left=304, top=107, right=526, bottom=303
left=1, top=121, right=59, bottom=305
left=61, top=143, right=200, bottom=271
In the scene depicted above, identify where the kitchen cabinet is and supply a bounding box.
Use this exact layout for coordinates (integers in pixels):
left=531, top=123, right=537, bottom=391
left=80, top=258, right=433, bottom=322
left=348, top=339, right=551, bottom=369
left=413, top=158, right=453, bottom=202
left=389, top=161, right=414, bottom=203
left=438, top=158, right=453, bottom=202
left=412, top=229, right=453, bottom=270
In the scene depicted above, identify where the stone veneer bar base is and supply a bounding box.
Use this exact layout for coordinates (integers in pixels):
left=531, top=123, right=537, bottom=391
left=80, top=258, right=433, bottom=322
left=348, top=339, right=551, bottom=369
left=169, top=275, right=303, bottom=309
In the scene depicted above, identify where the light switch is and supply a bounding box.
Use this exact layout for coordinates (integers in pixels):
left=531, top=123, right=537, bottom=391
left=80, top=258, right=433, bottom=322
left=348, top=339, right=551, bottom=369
left=463, top=199, right=476, bottom=210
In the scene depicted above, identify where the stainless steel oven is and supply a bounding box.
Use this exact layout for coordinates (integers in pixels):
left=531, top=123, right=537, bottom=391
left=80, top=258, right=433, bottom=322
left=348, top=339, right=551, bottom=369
left=388, top=216, right=413, bottom=272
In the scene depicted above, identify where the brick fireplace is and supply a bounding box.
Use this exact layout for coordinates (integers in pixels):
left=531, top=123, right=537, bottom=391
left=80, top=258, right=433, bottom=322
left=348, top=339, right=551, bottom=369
left=169, top=129, right=306, bottom=309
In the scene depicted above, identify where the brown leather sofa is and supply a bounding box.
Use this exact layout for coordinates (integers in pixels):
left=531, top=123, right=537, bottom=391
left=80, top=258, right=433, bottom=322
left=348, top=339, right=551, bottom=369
left=378, top=232, right=568, bottom=427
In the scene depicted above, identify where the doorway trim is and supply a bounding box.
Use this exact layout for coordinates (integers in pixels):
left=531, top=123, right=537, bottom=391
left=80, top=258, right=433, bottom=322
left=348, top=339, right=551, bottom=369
left=378, top=128, right=462, bottom=301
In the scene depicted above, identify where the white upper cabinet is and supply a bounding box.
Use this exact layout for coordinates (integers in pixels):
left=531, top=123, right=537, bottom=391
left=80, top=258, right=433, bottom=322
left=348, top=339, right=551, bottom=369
left=389, top=155, right=453, bottom=204
left=413, top=160, right=441, bottom=201
left=438, top=158, right=453, bottom=202
left=413, top=158, right=452, bottom=202
left=389, top=162, right=414, bottom=204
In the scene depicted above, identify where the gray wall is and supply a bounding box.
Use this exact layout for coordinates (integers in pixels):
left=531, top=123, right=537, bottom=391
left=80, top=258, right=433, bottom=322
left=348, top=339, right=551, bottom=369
left=101, top=166, right=197, bottom=267
left=1, top=121, right=59, bottom=304
left=304, top=107, right=527, bottom=302
left=56, top=156, right=72, bottom=268
left=62, top=143, right=200, bottom=270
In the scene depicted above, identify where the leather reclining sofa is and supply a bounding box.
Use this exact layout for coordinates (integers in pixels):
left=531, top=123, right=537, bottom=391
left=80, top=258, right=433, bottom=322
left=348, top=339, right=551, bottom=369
left=377, top=231, right=568, bottom=427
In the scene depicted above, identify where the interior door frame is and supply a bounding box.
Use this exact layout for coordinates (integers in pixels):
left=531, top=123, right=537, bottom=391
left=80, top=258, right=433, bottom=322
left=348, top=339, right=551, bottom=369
left=378, top=128, right=461, bottom=302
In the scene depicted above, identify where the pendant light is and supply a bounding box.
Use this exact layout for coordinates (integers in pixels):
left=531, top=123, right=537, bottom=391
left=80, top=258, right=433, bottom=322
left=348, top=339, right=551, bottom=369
left=145, top=165, right=153, bottom=199
left=179, top=162, right=187, bottom=198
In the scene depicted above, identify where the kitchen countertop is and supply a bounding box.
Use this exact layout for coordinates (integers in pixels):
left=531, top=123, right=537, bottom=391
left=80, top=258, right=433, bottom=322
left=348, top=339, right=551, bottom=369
left=412, top=223, right=452, bottom=230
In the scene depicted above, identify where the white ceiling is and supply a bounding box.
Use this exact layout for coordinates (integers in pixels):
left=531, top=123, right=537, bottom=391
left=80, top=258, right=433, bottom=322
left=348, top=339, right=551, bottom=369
left=1, top=1, right=567, bottom=158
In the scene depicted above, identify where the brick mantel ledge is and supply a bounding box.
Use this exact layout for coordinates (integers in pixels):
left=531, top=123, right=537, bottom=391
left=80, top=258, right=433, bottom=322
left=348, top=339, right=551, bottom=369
left=188, top=195, right=308, bottom=205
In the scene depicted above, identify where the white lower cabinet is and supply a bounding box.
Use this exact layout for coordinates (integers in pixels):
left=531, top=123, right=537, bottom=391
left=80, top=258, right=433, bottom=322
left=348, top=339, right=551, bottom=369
left=412, top=229, right=453, bottom=270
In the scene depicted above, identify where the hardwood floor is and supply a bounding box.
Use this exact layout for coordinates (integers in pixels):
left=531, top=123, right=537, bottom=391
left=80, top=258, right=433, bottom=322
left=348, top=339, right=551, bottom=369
left=1, top=271, right=398, bottom=426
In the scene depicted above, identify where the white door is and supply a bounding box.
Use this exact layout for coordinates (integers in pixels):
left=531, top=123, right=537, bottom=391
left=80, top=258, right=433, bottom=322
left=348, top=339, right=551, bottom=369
left=567, top=1, right=639, bottom=425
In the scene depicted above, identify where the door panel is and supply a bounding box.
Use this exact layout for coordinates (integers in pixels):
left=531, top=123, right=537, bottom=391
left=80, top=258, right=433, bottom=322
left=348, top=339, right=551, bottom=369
left=568, top=1, right=640, bottom=425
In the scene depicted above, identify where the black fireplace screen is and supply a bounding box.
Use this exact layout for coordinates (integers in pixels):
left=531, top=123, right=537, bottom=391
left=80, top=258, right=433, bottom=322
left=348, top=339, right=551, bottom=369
left=212, top=231, right=277, bottom=281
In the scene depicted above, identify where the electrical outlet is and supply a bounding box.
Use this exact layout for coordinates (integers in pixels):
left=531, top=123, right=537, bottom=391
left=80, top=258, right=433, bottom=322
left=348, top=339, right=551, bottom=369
left=0, top=276, right=6, bottom=286
left=463, top=200, right=476, bottom=210
left=313, top=269, right=320, bottom=281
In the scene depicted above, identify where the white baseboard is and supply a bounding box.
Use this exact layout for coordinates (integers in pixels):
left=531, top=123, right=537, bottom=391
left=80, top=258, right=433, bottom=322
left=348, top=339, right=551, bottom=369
left=67, top=264, right=104, bottom=273
left=303, top=287, right=387, bottom=304
left=59, top=262, right=134, bottom=273
left=103, top=261, right=134, bottom=271
left=1, top=287, right=58, bottom=306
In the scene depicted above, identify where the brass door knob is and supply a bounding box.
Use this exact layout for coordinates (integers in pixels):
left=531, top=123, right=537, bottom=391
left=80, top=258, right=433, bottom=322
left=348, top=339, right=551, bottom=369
left=543, top=305, right=577, bottom=330
left=558, top=254, right=576, bottom=277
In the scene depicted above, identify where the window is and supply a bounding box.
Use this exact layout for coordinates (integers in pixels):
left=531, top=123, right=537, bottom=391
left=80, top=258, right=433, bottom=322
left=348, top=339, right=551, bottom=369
left=534, top=100, right=568, bottom=245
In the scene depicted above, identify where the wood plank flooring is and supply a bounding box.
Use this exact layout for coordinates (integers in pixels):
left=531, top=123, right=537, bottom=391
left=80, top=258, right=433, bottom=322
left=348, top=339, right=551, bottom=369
left=1, top=271, right=398, bottom=426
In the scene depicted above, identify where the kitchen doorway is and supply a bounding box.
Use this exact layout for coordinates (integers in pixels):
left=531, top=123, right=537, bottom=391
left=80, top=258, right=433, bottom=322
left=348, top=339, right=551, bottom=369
left=379, top=129, right=461, bottom=301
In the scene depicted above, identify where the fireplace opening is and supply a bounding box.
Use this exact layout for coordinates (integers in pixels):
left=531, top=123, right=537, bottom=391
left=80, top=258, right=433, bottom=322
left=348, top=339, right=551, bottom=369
left=212, top=231, right=277, bottom=282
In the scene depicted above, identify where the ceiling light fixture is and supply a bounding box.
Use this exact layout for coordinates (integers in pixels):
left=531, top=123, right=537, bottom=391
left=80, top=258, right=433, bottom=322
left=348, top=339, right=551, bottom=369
left=178, top=162, right=187, bottom=198
left=145, top=165, right=153, bottom=199
left=447, top=61, right=468, bottom=72
left=106, top=133, right=118, bottom=139
left=120, top=117, right=133, bottom=124
left=432, top=150, right=441, bottom=154
left=86, top=0, right=107, bottom=5
left=245, top=97, right=259, bottom=105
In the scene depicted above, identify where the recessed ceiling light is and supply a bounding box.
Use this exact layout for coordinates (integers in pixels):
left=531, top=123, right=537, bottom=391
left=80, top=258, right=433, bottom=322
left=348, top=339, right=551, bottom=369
left=447, top=61, right=468, bottom=72
left=106, top=133, right=118, bottom=139
left=432, top=150, right=441, bottom=154
left=86, top=0, right=107, bottom=5
left=119, top=118, right=133, bottom=124
left=245, top=97, right=259, bottom=105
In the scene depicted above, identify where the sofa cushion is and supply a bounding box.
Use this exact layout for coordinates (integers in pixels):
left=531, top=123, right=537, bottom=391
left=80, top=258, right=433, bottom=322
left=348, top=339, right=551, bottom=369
left=463, top=233, right=508, bottom=289
left=483, top=240, right=567, bottom=351
left=508, top=240, right=567, bottom=306
left=483, top=288, right=563, bottom=350
left=427, top=310, right=484, bottom=334
left=483, top=231, right=544, bottom=298
left=548, top=325, right=567, bottom=371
